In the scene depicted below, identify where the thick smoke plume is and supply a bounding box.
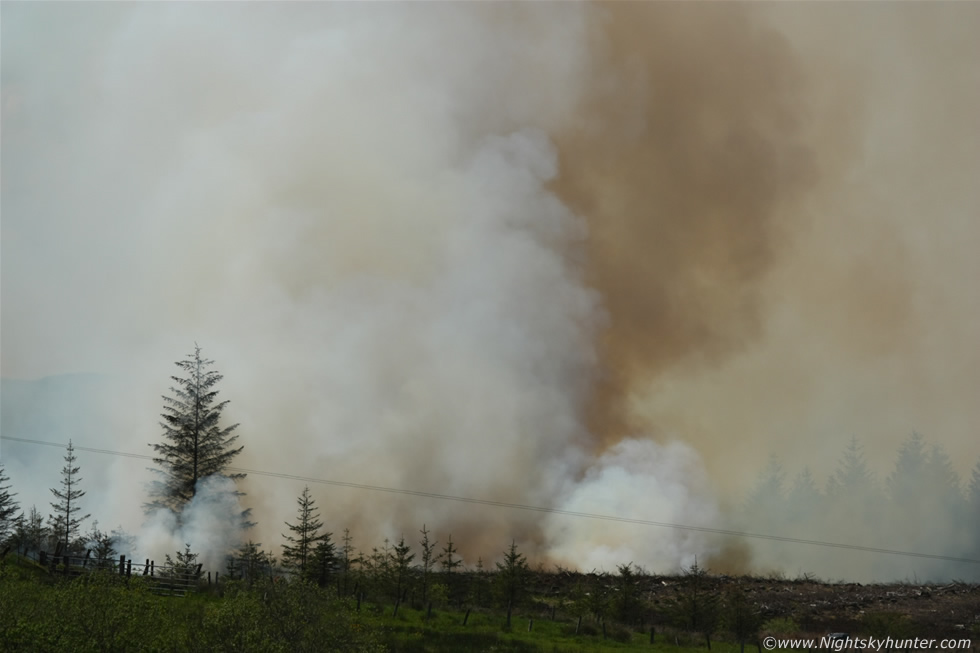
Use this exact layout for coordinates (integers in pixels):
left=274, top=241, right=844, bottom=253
left=2, top=3, right=978, bottom=580
left=135, top=476, right=245, bottom=572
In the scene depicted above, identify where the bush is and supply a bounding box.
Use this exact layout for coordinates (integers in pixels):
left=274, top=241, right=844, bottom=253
left=862, top=612, right=913, bottom=639
left=608, top=625, right=633, bottom=643
left=763, top=617, right=800, bottom=635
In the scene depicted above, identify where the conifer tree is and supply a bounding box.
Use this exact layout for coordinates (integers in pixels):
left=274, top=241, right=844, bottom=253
left=227, top=540, right=276, bottom=583
left=924, top=444, right=962, bottom=506
left=10, top=506, right=48, bottom=556
left=886, top=432, right=927, bottom=504
left=0, top=462, right=18, bottom=542
left=472, top=556, right=489, bottom=608
left=969, top=459, right=980, bottom=514
left=440, top=534, right=462, bottom=574
left=495, top=540, right=530, bottom=625
left=147, top=345, right=246, bottom=517
left=825, top=437, right=883, bottom=545
left=670, top=559, right=720, bottom=646
left=441, top=533, right=463, bottom=606
left=49, top=440, right=90, bottom=554
left=826, top=436, right=878, bottom=499
left=308, top=534, right=337, bottom=588
left=339, top=528, right=357, bottom=595
left=787, top=467, right=822, bottom=520
left=281, top=486, right=325, bottom=575
left=615, top=562, right=641, bottom=625
left=389, top=535, right=416, bottom=603
left=968, top=459, right=980, bottom=559
left=165, top=543, right=200, bottom=581
left=418, top=524, right=441, bottom=606
left=724, top=586, right=763, bottom=653
left=85, top=521, right=117, bottom=569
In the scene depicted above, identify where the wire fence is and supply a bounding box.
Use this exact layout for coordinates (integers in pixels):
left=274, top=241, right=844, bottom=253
left=16, top=549, right=217, bottom=597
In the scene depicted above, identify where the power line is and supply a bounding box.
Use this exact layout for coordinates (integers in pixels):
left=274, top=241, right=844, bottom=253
left=3, top=434, right=979, bottom=565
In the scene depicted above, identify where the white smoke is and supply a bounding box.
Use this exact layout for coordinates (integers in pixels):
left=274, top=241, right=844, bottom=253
left=546, top=439, right=721, bottom=572
left=135, top=476, right=245, bottom=571
left=3, top=2, right=719, bottom=567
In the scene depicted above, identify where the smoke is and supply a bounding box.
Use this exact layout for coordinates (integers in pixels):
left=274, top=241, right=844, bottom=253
left=552, top=3, right=820, bottom=443
left=2, top=2, right=978, bottom=581
left=135, top=476, right=245, bottom=572
left=545, top=438, right=721, bottom=573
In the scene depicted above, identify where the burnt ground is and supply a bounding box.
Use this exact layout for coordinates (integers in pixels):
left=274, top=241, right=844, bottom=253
left=521, top=570, right=980, bottom=641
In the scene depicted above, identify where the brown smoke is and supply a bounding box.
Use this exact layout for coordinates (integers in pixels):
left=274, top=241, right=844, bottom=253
left=552, top=4, right=826, bottom=444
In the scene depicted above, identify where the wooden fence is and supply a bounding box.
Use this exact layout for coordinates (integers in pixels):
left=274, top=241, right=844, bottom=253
left=18, top=548, right=220, bottom=597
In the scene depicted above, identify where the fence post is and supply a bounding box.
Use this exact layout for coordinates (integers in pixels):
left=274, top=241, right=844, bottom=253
left=119, top=555, right=126, bottom=576
left=144, top=559, right=150, bottom=576
left=127, top=559, right=132, bottom=577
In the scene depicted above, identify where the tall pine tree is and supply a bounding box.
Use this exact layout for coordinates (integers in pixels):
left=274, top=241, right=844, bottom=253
left=49, top=440, right=90, bottom=554
left=147, top=345, right=246, bottom=516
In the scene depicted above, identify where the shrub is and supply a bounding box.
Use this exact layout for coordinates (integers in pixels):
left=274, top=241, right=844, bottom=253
left=763, top=617, right=800, bottom=635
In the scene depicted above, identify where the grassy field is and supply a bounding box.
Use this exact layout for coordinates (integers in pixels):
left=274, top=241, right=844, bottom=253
left=0, top=556, right=745, bottom=653
left=359, top=602, right=749, bottom=653
left=3, top=554, right=976, bottom=652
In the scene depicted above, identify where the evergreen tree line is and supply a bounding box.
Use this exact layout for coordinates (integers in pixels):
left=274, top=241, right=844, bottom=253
left=225, top=486, right=765, bottom=647
left=740, top=434, right=980, bottom=580
left=2, top=346, right=976, bottom=587
left=224, top=483, right=519, bottom=618
left=0, top=345, right=246, bottom=570
left=0, top=447, right=134, bottom=569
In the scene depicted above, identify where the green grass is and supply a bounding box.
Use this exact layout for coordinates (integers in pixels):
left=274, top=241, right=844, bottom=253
left=0, top=563, right=757, bottom=653
left=357, top=601, right=747, bottom=653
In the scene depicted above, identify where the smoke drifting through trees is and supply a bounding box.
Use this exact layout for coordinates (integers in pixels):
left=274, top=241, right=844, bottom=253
left=739, top=434, right=980, bottom=581
left=1, top=3, right=978, bottom=580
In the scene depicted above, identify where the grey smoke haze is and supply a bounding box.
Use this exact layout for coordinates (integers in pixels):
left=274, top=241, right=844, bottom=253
left=2, top=2, right=978, bottom=580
